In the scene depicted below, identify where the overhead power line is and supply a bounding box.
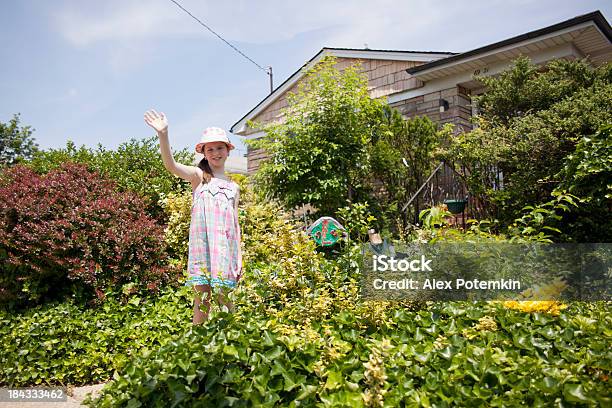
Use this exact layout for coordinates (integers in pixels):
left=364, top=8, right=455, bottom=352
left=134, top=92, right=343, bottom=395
left=168, top=0, right=274, bottom=92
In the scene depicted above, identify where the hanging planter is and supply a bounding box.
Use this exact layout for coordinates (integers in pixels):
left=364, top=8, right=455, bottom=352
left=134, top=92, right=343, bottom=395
left=443, top=199, right=467, bottom=215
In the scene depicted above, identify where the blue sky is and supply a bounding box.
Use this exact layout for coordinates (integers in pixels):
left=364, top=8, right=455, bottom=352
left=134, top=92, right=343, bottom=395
left=1, top=1, right=610, bottom=158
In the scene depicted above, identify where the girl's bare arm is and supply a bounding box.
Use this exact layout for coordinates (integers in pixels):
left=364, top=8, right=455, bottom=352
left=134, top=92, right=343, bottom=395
left=144, top=109, right=201, bottom=186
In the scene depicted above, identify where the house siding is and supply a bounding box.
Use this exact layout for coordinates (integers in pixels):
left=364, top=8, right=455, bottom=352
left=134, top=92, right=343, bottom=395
left=246, top=57, right=428, bottom=172
left=389, top=85, right=473, bottom=132
left=247, top=146, right=268, bottom=174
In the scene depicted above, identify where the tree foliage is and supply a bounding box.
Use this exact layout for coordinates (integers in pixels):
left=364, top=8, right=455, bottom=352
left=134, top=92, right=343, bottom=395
left=0, top=114, right=38, bottom=167
left=443, top=57, right=611, bottom=240
left=247, top=56, right=385, bottom=216
left=370, top=107, right=449, bottom=229
left=475, top=57, right=609, bottom=126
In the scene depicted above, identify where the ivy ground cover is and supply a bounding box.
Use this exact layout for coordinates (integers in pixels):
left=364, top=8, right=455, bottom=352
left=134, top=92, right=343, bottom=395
left=85, top=295, right=610, bottom=406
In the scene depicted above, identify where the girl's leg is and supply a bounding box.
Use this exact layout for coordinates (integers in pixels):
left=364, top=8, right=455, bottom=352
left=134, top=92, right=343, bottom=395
left=193, top=284, right=212, bottom=325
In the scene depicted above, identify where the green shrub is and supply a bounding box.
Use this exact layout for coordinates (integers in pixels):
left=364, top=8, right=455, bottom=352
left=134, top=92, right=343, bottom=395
left=160, top=189, right=192, bottom=270
left=442, top=58, right=612, bottom=241
left=336, top=202, right=377, bottom=242
left=0, top=285, right=193, bottom=386
left=554, top=124, right=612, bottom=241
left=88, top=300, right=611, bottom=407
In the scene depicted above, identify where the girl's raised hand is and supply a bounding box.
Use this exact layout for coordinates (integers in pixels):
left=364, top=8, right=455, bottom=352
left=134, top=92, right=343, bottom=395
left=144, top=109, right=168, bottom=133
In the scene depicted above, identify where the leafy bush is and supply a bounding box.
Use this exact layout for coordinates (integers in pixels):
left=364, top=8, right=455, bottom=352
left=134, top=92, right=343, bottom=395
left=232, top=180, right=406, bottom=328
left=89, top=300, right=611, bottom=407
left=0, top=162, right=179, bottom=307
left=160, top=189, right=192, bottom=270
left=370, top=109, right=449, bottom=231
left=336, top=202, right=377, bottom=242
left=506, top=191, right=579, bottom=242
left=247, top=56, right=385, bottom=216
left=442, top=58, right=612, bottom=240
left=27, top=137, right=193, bottom=222
left=419, top=205, right=453, bottom=230
left=555, top=124, right=612, bottom=241
left=232, top=175, right=295, bottom=268
left=558, top=124, right=612, bottom=205
left=0, top=285, right=193, bottom=386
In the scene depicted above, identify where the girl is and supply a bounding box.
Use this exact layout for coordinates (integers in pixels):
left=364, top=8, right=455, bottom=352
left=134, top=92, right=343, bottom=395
left=144, top=109, right=242, bottom=324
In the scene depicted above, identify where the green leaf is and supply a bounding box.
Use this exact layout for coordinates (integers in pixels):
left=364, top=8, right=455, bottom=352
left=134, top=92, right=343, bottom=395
left=295, top=385, right=318, bottom=401
left=223, top=345, right=239, bottom=359
left=563, top=383, right=593, bottom=403
left=438, top=346, right=454, bottom=361
left=324, top=370, right=343, bottom=390
left=538, top=377, right=560, bottom=394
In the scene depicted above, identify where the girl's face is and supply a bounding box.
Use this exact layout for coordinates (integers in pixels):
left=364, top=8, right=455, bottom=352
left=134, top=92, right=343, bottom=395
left=204, top=142, right=229, bottom=166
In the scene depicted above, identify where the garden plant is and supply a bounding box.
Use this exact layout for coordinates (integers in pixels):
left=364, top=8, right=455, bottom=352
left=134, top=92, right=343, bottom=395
left=0, top=56, right=610, bottom=407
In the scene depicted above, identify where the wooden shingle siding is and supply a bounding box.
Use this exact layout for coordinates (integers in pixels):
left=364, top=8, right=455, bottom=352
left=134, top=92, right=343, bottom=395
left=389, top=85, right=473, bottom=132
left=246, top=58, right=432, bottom=173
left=246, top=146, right=268, bottom=174
left=250, top=58, right=425, bottom=131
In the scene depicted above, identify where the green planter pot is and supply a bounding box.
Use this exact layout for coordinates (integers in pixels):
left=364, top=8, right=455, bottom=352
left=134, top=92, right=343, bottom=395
left=444, top=199, right=467, bottom=214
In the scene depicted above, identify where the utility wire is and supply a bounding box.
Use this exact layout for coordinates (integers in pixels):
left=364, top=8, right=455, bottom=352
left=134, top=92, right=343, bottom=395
left=168, top=0, right=269, bottom=74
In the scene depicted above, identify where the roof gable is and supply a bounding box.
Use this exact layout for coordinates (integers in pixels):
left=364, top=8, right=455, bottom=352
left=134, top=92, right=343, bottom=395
left=406, top=10, right=611, bottom=81
left=230, top=48, right=454, bottom=135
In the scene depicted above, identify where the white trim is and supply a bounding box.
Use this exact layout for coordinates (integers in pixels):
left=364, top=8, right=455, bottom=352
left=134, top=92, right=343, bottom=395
left=329, top=49, right=453, bottom=62
left=388, top=42, right=582, bottom=104
left=238, top=130, right=267, bottom=140
left=411, top=21, right=596, bottom=80
left=231, top=49, right=453, bottom=135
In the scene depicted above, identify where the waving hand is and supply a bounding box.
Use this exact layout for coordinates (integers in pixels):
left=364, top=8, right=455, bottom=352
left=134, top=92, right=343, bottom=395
left=144, top=110, right=168, bottom=134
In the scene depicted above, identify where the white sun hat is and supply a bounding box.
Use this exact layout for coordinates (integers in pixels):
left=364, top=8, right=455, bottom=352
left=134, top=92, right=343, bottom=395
left=195, top=127, right=235, bottom=153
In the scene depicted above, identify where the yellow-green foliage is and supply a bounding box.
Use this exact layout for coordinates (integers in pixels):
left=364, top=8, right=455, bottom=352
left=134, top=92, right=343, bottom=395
left=230, top=173, right=296, bottom=268
left=228, top=176, right=411, bottom=328
left=160, top=190, right=192, bottom=270
left=362, top=338, right=392, bottom=407
left=233, top=175, right=424, bottom=330
left=234, top=220, right=329, bottom=322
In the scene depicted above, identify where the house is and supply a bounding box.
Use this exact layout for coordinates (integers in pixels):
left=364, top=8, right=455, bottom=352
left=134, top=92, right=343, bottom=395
left=231, top=10, right=611, bottom=176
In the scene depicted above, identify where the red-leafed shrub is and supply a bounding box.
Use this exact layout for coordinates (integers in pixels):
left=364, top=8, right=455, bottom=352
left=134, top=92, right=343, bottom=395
left=0, top=162, right=180, bottom=307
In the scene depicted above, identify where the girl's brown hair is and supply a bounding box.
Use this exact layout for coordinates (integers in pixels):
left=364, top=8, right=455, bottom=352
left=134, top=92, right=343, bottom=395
left=197, top=158, right=213, bottom=183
